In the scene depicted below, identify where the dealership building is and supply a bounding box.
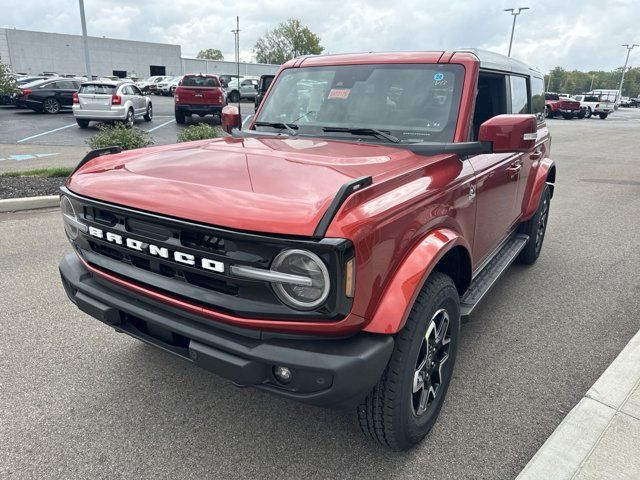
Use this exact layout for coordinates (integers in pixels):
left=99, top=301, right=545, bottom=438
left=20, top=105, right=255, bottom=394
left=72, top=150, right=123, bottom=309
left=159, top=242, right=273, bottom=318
left=0, top=27, right=279, bottom=78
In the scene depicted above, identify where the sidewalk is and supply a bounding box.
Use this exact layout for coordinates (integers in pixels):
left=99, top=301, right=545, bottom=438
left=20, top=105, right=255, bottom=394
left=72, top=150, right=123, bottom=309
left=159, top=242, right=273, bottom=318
left=0, top=143, right=87, bottom=174
left=517, top=329, right=640, bottom=480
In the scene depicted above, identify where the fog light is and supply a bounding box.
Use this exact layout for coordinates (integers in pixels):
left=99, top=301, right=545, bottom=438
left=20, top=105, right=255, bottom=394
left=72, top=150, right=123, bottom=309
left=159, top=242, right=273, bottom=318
left=273, top=366, right=292, bottom=385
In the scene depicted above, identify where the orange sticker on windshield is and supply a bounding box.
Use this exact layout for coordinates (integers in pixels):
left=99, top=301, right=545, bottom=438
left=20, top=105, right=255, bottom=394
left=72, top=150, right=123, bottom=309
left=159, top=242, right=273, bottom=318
left=328, top=88, right=350, bottom=99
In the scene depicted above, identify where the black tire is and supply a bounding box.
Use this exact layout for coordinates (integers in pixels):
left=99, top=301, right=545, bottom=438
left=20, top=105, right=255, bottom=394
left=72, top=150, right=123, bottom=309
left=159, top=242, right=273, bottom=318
left=175, top=109, right=186, bottom=124
left=585, top=108, right=593, bottom=118
left=562, top=113, right=573, bottom=120
left=123, top=108, right=134, bottom=128
left=577, top=110, right=585, bottom=119
left=599, top=113, right=608, bottom=120
left=42, top=97, right=61, bottom=114
left=516, top=184, right=551, bottom=265
left=76, top=119, right=90, bottom=128
left=357, top=272, right=460, bottom=451
left=229, top=90, right=240, bottom=103
left=144, top=103, right=153, bottom=122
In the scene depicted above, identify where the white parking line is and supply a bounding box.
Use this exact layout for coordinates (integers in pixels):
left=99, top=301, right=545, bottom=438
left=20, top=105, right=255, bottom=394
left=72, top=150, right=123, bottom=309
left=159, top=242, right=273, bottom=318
left=146, top=119, right=176, bottom=133
left=16, top=123, right=77, bottom=143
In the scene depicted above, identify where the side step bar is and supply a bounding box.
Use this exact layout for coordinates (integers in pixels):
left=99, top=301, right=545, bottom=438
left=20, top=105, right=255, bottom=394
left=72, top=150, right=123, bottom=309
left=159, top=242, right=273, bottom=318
left=460, top=233, right=529, bottom=318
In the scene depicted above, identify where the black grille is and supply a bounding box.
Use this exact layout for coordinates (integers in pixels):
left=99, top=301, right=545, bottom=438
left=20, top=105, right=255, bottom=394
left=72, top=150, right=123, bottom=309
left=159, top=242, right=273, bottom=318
left=64, top=188, right=354, bottom=321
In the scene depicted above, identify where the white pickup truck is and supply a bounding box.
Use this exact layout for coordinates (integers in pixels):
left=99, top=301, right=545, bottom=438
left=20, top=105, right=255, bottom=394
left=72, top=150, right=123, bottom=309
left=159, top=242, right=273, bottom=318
left=572, top=91, right=617, bottom=119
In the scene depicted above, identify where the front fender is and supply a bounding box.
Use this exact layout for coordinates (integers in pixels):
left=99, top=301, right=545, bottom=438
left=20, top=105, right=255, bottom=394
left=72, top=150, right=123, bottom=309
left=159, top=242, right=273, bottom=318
left=363, top=228, right=469, bottom=334
left=523, top=157, right=555, bottom=220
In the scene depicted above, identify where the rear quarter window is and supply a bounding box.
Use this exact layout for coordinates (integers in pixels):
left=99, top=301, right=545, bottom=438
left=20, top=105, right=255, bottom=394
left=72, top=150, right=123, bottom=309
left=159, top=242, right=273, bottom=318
left=79, top=84, right=116, bottom=95
left=182, top=76, right=220, bottom=87
left=530, top=76, right=545, bottom=122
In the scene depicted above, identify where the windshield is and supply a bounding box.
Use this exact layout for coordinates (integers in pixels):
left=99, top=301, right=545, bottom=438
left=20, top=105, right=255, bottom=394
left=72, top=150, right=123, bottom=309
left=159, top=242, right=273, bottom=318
left=545, top=93, right=560, bottom=100
left=255, top=64, right=464, bottom=143
left=182, top=75, right=220, bottom=87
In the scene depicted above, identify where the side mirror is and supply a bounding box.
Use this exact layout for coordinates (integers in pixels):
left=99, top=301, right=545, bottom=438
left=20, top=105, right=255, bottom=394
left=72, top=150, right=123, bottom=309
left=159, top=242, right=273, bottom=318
left=221, top=105, right=241, bottom=134
left=478, top=114, right=537, bottom=153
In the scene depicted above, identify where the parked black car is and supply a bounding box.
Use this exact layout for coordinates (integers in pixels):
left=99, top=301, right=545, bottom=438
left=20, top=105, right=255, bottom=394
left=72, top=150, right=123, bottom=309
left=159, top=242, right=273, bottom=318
left=1, top=76, right=50, bottom=105
left=14, top=78, right=81, bottom=113
left=254, top=74, right=275, bottom=111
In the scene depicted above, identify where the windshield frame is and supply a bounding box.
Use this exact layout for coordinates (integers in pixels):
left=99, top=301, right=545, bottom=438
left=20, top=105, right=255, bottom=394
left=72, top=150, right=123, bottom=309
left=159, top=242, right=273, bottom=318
left=252, top=63, right=466, bottom=144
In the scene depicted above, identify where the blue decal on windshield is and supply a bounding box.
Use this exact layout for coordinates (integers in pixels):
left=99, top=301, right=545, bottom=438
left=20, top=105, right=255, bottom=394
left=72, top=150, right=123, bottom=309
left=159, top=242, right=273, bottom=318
left=433, top=72, right=444, bottom=81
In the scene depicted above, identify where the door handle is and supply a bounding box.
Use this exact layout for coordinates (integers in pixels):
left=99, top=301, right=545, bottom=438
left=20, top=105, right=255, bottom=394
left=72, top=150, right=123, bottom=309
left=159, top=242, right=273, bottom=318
left=507, top=164, right=522, bottom=180
left=530, top=149, right=543, bottom=160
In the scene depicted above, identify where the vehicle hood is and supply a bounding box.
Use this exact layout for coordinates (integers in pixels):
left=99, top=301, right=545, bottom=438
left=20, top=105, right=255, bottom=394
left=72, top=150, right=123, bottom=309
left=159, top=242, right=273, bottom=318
left=66, top=136, right=426, bottom=236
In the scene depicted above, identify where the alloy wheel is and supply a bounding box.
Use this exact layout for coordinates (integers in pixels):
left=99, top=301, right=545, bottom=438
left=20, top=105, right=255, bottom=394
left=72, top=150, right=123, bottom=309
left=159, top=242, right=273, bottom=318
left=44, top=98, right=59, bottom=114
left=535, top=196, right=549, bottom=252
left=126, top=110, right=134, bottom=127
left=147, top=105, right=153, bottom=119
left=412, top=308, right=451, bottom=416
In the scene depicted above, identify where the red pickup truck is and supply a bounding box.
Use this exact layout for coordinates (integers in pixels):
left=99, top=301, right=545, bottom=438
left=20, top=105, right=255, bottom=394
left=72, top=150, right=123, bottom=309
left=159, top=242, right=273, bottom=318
left=59, top=49, right=555, bottom=450
left=545, top=92, right=583, bottom=119
left=173, top=73, right=226, bottom=124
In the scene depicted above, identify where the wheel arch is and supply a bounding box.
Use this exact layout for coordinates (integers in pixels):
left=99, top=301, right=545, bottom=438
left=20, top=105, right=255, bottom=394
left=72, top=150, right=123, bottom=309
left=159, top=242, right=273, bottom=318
left=363, top=228, right=472, bottom=334
left=522, top=157, right=555, bottom=219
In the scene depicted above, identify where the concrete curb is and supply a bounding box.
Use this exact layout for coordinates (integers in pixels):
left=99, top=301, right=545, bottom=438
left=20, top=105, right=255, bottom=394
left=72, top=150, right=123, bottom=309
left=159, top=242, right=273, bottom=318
left=517, top=329, right=640, bottom=479
left=0, top=195, right=59, bottom=213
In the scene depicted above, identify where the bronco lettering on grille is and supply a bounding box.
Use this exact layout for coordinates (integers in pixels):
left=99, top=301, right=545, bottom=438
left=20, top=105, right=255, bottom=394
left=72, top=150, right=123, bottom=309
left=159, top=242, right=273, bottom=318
left=87, top=226, right=225, bottom=273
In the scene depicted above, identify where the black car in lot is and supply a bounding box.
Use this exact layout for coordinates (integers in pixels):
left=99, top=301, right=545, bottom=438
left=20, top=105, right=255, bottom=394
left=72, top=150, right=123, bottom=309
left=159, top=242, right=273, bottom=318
left=14, top=78, right=81, bottom=113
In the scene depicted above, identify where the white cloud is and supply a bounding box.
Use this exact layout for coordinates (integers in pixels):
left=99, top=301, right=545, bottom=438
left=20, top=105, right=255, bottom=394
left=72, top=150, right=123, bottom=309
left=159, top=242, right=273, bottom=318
left=1, top=0, right=639, bottom=71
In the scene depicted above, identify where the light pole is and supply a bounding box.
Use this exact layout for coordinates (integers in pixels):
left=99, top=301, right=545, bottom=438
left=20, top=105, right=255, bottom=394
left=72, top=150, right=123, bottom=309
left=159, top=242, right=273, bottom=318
left=618, top=43, right=638, bottom=95
left=504, top=7, right=529, bottom=57
left=78, top=0, right=92, bottom=79
left=231, top=16, right=240, bottom=112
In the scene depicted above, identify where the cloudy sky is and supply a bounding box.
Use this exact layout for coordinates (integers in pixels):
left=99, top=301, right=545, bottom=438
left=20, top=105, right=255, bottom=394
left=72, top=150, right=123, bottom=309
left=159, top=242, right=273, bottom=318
left=2, top=0, right=639, bottom=72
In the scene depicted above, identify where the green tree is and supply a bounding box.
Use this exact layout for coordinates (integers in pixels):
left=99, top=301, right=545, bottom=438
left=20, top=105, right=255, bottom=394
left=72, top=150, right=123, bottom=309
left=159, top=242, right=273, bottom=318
left=196, top=48, right=224, bottom=61
left=0, top=56, right=17, bottom=95
left=254, top=18, right=323, bottom=64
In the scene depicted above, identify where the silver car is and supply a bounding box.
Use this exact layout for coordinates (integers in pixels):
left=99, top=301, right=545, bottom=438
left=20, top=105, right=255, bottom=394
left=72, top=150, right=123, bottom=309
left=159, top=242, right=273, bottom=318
left=73, top=81, right=152, bottom=128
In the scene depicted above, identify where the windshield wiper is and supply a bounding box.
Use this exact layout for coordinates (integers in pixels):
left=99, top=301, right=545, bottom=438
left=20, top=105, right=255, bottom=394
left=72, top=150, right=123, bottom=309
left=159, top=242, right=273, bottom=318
left=254, top=121, right=298, bottom=136
left=322, top=127, right=400, bottom=143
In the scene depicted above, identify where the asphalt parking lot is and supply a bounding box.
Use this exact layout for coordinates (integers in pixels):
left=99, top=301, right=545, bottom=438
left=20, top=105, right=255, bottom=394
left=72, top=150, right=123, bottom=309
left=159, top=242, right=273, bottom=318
left=1, top=96, right=195, bottom=145
left=1, top=110, right=640, bottom=479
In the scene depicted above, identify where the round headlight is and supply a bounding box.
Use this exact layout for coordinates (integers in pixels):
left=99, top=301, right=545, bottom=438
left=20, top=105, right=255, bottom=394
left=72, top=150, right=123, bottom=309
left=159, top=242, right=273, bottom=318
left=60, top=196, right=79, bottom=240
left=271, top=249, right=330, bottom=310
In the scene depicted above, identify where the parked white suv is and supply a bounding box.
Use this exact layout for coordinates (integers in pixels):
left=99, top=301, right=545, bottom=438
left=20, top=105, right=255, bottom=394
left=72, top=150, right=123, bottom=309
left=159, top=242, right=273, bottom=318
left=73, top=81, right=152, bottom=128
left=225, top=76, right=259, bottom=103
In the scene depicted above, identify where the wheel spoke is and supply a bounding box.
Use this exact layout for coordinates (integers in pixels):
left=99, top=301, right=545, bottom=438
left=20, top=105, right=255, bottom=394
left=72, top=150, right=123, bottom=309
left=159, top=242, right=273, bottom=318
left=413, top=369, right=425, bottom=393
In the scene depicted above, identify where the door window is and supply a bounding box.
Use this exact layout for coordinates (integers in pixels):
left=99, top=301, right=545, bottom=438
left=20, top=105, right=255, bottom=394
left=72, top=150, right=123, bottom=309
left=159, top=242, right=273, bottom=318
left=472, top=72, right=508, bottom=139
left=510, top=76, right=529, bottom=114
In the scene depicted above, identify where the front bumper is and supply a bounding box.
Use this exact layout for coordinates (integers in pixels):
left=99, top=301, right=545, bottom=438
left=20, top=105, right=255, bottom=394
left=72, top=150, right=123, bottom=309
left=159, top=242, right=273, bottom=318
left=59, top=253, right=393, bottom=408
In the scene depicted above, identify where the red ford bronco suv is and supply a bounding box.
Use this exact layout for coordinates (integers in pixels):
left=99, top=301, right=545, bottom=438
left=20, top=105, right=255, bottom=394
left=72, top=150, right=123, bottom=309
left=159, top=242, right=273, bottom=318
left=59, top=49, right=555, bottom=451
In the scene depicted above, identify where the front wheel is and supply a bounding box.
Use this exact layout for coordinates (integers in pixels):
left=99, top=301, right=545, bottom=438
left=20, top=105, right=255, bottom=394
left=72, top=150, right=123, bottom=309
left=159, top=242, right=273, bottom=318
left=123, top=108, right=134, bottom=128
left=228, top=90, right=240, bottom=103
left=585, top=108, right=593, bottom=118
left=577, top=110, right=585, bottom=119
left=357, top=272, right=460, bottom=451
left=599, top=113, right=608, bottom=120
left=516, top=184, right=551, bottom=265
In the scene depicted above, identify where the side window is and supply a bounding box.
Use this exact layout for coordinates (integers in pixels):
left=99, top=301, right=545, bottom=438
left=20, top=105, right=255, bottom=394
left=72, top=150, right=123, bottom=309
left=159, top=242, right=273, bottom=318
left=241, top=80, right=252, bottom=86
left=530, top=76, right=545, bottom=123
left=472, top=72, right=509, bottom=139
left=130, top=85, right=142, bottom=95
left=510, top=76, right=529, bottom=114
left=122, top=85, right=134, bottom=95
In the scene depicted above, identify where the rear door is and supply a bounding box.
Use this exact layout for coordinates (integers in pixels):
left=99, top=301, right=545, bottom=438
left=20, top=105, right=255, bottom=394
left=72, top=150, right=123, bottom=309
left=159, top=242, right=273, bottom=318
left=179, top=75, right=223, bottom=105
left=240, top=79, right=258, bottom=98
left=78, top=84, right=115, bottom=111
left=54, top=80, right=77, bottom=107
left=129, top=85, right=145, bottom=113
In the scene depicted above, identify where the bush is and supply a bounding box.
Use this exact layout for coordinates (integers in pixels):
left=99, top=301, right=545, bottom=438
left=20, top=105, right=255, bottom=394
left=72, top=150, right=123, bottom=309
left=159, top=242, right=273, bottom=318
left=177, top=124, right=223, bottom=143
left=86, top=123, right=153, bottom=151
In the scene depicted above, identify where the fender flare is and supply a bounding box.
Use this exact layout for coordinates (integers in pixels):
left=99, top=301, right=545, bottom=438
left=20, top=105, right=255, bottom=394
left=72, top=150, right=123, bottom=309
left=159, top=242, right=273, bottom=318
left=523, top=158, right=556, bottom=220
left=363, top=228, right=471, bottom=334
